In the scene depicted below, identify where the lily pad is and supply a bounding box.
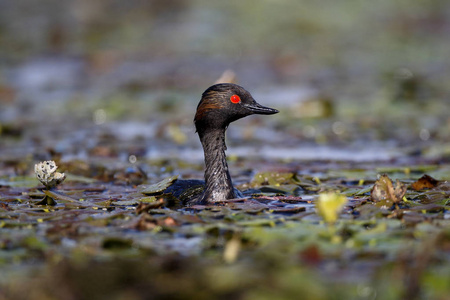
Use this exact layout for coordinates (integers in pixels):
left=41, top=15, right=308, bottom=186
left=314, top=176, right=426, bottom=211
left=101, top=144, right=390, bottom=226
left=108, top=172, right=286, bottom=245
left=140, top=175, right=179, bottom=195
left=251, top=172, right=296, bottom=187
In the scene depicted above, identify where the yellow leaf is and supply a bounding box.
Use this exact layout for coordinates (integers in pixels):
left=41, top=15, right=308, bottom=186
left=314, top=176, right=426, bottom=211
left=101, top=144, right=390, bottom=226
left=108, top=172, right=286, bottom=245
left=316, top=192, right=348, bottom=223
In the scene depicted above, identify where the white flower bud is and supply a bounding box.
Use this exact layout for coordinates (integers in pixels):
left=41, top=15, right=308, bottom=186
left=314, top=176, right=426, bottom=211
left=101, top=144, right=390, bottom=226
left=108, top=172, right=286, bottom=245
left=34, top=160, right=66, bottom=189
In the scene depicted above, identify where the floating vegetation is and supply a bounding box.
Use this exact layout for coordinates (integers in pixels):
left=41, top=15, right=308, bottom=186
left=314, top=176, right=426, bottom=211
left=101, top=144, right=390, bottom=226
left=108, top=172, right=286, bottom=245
left=1, top=156, right=450, bottom=299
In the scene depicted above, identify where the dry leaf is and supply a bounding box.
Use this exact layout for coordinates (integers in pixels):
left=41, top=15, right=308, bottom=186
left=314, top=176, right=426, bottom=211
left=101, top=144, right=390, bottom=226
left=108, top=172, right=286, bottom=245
left=411, top=174, right=439, bottom=191
left=371, top=174, right=406, bottom=204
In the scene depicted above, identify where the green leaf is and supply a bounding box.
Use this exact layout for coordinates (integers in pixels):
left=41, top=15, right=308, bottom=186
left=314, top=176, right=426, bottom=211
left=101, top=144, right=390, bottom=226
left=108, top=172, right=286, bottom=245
left=140, top=175, right=179, bottom=194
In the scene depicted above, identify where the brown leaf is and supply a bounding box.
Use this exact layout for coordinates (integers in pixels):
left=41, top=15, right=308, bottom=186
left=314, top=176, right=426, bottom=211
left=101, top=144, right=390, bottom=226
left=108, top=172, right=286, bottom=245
left=411, top=174, right=439, bottom=191
left=135, top=199, right=165, bottom=214
left=371, top=174, right=406, bottom=204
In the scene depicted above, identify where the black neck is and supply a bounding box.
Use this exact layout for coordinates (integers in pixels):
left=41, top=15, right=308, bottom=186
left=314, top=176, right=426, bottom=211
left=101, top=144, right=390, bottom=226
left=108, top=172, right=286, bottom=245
left=197, top=128, right=236, bottom=203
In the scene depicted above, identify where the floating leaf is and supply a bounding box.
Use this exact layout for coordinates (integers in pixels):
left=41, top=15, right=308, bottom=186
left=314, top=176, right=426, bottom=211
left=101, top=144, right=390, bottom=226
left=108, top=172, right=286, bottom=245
left=237, top=219, right=277, bottom=227
left=259, top=184, right=301, bottom=195
left=140, top=175, right=179, bottom=195
left=255, top=195, right=308, bottom=203
left=42, top=190, right=80, bottom=204
left=135, top=199, right=165, bottom=214
left=112, top=199, right=139, bottom=206
left=342, top=186, right=372, bottom=196
left=411, top=174, right=439, bottom=191
left=251, top=172, right=295, bottom=187
left=270, top=206, right=306, bottom=214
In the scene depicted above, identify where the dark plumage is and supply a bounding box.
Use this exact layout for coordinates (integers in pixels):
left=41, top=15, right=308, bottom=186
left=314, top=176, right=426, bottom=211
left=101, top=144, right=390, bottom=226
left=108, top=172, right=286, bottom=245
left=163, top=83, right=278, bottom=205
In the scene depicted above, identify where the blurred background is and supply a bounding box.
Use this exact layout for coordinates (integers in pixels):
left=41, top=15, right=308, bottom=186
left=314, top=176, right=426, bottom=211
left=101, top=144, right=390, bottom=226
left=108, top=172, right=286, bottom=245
left=1, top=0, right=449, bottom=166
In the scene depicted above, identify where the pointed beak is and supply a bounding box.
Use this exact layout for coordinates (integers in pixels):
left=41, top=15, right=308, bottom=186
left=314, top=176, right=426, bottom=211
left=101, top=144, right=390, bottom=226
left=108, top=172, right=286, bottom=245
left=244, top=101, right=279, bottom=115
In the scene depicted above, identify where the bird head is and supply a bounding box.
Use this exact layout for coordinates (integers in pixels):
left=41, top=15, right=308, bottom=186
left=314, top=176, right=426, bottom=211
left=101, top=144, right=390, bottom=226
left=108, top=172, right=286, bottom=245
left=194, top=83, right=278, bottom=132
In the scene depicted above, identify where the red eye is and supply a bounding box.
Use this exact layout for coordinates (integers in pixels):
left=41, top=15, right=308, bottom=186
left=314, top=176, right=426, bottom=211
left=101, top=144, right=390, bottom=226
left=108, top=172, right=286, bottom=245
left=230, top=94, right=241, bottom=104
